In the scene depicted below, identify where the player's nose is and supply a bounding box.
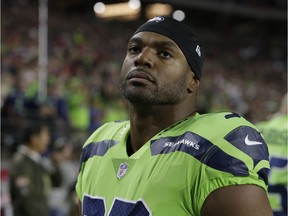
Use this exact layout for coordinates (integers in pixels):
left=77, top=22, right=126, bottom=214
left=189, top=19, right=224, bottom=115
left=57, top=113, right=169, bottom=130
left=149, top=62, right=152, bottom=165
left=134, top=47, right=154, bottom=68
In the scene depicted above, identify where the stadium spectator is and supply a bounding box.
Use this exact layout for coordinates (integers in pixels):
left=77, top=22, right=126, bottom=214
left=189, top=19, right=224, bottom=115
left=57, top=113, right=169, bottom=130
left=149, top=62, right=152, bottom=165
left=9, top=121, right=63, bottom=216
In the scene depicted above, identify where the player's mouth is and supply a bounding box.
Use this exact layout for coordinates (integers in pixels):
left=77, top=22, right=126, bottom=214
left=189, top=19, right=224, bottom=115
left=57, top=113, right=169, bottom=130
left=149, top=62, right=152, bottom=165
left=126, top=69, right=156, bottom=84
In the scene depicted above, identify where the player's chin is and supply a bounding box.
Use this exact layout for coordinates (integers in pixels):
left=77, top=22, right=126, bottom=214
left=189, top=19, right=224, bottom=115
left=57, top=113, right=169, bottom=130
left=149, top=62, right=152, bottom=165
left=123, top=89, right=156, bottom=104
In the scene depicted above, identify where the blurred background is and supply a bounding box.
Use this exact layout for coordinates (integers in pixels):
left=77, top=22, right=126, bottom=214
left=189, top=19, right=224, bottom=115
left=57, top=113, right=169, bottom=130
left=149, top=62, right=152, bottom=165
left=1, top=0, right=287, bottom=215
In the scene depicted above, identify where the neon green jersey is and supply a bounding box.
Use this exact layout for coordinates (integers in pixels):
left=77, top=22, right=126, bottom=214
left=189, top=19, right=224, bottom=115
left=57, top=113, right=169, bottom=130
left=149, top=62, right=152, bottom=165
left=76, top=112, right=270, bottom=216
left=257, top=114, right=287, bottom=216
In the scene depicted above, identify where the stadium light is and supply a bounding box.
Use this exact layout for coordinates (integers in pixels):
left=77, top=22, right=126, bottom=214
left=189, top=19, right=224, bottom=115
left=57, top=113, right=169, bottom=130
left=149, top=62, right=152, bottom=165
left=94, top=2, right=105, bottom=14
left=173, top=10, right=185, bottom=21
left=94, top=1, right=140, bottom=20
left=145, top=3, right=173, bottom=19
left=128, top=0, right=141, bottom=10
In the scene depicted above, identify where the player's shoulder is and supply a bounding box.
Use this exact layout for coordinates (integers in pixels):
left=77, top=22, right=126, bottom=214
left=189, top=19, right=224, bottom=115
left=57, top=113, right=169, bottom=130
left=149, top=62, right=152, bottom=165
left=98, top=120, right=129, bottom=131
left=198, top=111, right=270, bottom=162
left=188, top=111, right=257, bottom=134
left=197, top=111, right=254, bottom=126
left=83, top=120, right=129, bottom=147
left=194, top=112, right=270, bottom=185
left=188, top=112, right=269, bottom=159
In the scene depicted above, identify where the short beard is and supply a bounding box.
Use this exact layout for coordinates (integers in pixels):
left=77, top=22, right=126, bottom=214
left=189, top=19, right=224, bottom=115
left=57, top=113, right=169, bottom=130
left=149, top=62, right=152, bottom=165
left=119, top=76, right=187, bottom=105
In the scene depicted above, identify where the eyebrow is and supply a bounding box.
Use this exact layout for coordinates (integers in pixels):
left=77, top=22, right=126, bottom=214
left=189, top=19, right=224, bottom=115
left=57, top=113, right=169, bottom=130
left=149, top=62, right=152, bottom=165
left=129, top=36, right=179, bottom=51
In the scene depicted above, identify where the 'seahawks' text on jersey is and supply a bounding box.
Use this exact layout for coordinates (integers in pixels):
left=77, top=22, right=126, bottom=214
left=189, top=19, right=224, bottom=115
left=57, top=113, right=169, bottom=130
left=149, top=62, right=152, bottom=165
left=76, top=112, right=270, bottom=216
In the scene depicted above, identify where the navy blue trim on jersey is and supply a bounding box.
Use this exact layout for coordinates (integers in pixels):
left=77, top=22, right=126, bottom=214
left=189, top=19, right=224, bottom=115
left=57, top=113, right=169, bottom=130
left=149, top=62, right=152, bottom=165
left=83, top=195, right=106, bottom=216
left=80, top=140, right=119, bottom=164
left=257, top=167, right=269, bottom=185
left=150, top=132, right=249, bottom=177
left=224, top=126, right=269, bottom=165
left=225, top=112, right=241, bottom=119
left=224, top=126, right=269, bottom=184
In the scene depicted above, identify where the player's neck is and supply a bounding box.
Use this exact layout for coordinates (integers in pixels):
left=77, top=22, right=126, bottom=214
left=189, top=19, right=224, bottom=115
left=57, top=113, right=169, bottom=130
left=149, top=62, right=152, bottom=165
left=128, top=105, right=196, bottom=153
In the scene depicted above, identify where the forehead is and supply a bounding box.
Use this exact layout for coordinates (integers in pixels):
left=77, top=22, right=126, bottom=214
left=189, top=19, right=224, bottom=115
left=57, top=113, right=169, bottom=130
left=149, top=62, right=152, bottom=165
left=129, top=32, right=180, bottom=50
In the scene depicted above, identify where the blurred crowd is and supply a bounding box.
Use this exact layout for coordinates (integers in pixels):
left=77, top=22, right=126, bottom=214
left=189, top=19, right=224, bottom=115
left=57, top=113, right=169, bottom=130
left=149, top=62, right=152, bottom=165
left=1, top=0, right=287, bottom=215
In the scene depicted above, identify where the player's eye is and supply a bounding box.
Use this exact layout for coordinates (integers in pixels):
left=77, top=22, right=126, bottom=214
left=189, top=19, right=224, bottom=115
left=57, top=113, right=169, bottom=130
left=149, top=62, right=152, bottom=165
left=128, top=46, right=141, bottom=54
left=159, top=51, right=172, bottom=59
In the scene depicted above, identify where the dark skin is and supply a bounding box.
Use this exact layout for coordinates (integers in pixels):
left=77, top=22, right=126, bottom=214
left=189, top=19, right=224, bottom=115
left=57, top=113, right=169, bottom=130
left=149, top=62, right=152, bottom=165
left=78, top=31, right=273, bottom=215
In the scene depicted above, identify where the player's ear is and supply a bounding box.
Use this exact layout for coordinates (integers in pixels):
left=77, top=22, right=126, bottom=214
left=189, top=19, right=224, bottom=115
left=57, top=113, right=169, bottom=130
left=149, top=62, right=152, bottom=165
left=187, top=71, right=200, bottom=94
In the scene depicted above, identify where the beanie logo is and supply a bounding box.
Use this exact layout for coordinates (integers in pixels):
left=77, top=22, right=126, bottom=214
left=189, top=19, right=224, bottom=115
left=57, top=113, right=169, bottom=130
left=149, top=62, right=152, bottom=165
left=195, top=45, right=201, bottom=57
left=148, top=16, right=164, bottom=23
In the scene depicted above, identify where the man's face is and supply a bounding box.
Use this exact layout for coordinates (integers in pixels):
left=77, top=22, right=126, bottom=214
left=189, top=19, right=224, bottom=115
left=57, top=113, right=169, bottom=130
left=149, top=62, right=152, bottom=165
left=120, top=31, right=193, bottom=105
left=31, top=127, right=50, bottom=154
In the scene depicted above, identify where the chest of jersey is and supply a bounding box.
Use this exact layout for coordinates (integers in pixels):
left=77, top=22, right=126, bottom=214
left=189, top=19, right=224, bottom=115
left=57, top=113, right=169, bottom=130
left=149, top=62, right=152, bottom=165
left=81, top=142, right=200, bottom=216
left=78, top=114, right=270, bottom=216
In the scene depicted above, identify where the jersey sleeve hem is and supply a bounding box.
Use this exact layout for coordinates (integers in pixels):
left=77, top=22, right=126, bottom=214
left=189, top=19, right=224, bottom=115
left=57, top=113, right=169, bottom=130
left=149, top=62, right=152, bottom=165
left=196, top=176, right=268, bottom=214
